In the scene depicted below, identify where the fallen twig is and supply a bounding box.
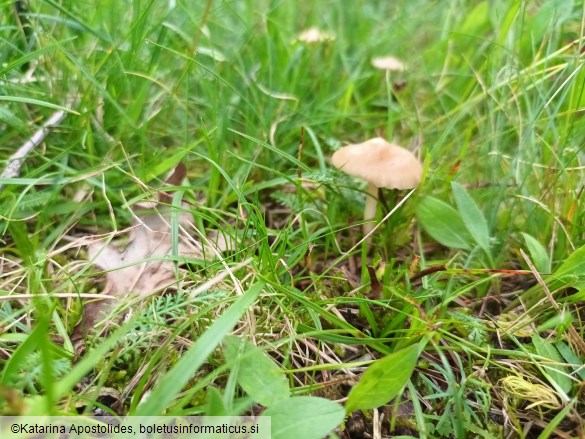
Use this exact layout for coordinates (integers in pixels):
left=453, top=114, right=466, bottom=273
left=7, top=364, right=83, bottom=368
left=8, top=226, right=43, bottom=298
left=0, top=109, right=67, bottom=192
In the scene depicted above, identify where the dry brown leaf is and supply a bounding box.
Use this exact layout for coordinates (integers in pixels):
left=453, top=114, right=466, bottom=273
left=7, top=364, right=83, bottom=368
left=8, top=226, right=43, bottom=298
left=71, top=205, right=205, bottom=340
left=72, top=165, right=208, bottom=340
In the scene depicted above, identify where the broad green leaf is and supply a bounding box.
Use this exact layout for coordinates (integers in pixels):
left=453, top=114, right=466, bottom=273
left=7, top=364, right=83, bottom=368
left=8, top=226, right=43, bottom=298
left=223, top=336, right=290, bottom=407
left=532, top=334, right=572, bottom=394
left=264, top=396, right=344, bottom=439
left=416, top=197, right=472, bottom=250
left=521, top=233, right=551, bottom=274
left=346, top=343, right=419, bottom=413
left=135, top=282, right=264, bottom=415
left=451, top=182, right=491, bottom=255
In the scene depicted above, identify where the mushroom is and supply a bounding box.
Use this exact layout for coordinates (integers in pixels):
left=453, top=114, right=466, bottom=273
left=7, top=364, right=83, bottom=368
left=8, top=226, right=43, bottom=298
left=371, top=56, right=406, bottom=139
left=297, top=27, right=335, bottom=44
left=371, top=56, right=405, bottom=72
left=332, top=137, right=422, bottom=235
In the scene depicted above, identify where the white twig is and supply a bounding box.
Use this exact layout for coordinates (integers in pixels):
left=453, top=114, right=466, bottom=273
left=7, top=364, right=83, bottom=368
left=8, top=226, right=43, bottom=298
left=0, top=109, right=67, bottom=191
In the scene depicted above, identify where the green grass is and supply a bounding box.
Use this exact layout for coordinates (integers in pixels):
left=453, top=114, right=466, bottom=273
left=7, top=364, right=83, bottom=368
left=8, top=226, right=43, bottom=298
left=1, top=0, right=585, bottom=437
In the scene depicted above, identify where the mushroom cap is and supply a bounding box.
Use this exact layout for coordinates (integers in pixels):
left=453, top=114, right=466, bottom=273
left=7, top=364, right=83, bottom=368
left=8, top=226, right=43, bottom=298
left=297, top=27, right=335, bottom=44
left=332, top=137, right=422, bottom=189
left=371, top=56, right=405, bottom=72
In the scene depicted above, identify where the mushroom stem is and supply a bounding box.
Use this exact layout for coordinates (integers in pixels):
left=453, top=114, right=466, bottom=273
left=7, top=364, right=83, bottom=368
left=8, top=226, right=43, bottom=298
left=363, top=182, right=379, bottom=236
left=386, top=70, right=394, bottom=140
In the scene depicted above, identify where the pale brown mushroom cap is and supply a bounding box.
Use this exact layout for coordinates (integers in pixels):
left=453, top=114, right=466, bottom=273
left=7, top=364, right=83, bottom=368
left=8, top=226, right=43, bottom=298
left=331, top=137, right=422, bottom=189
left=371, top=56, right=405, bottom=72
left=297, top=27, right=335, bottom=44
